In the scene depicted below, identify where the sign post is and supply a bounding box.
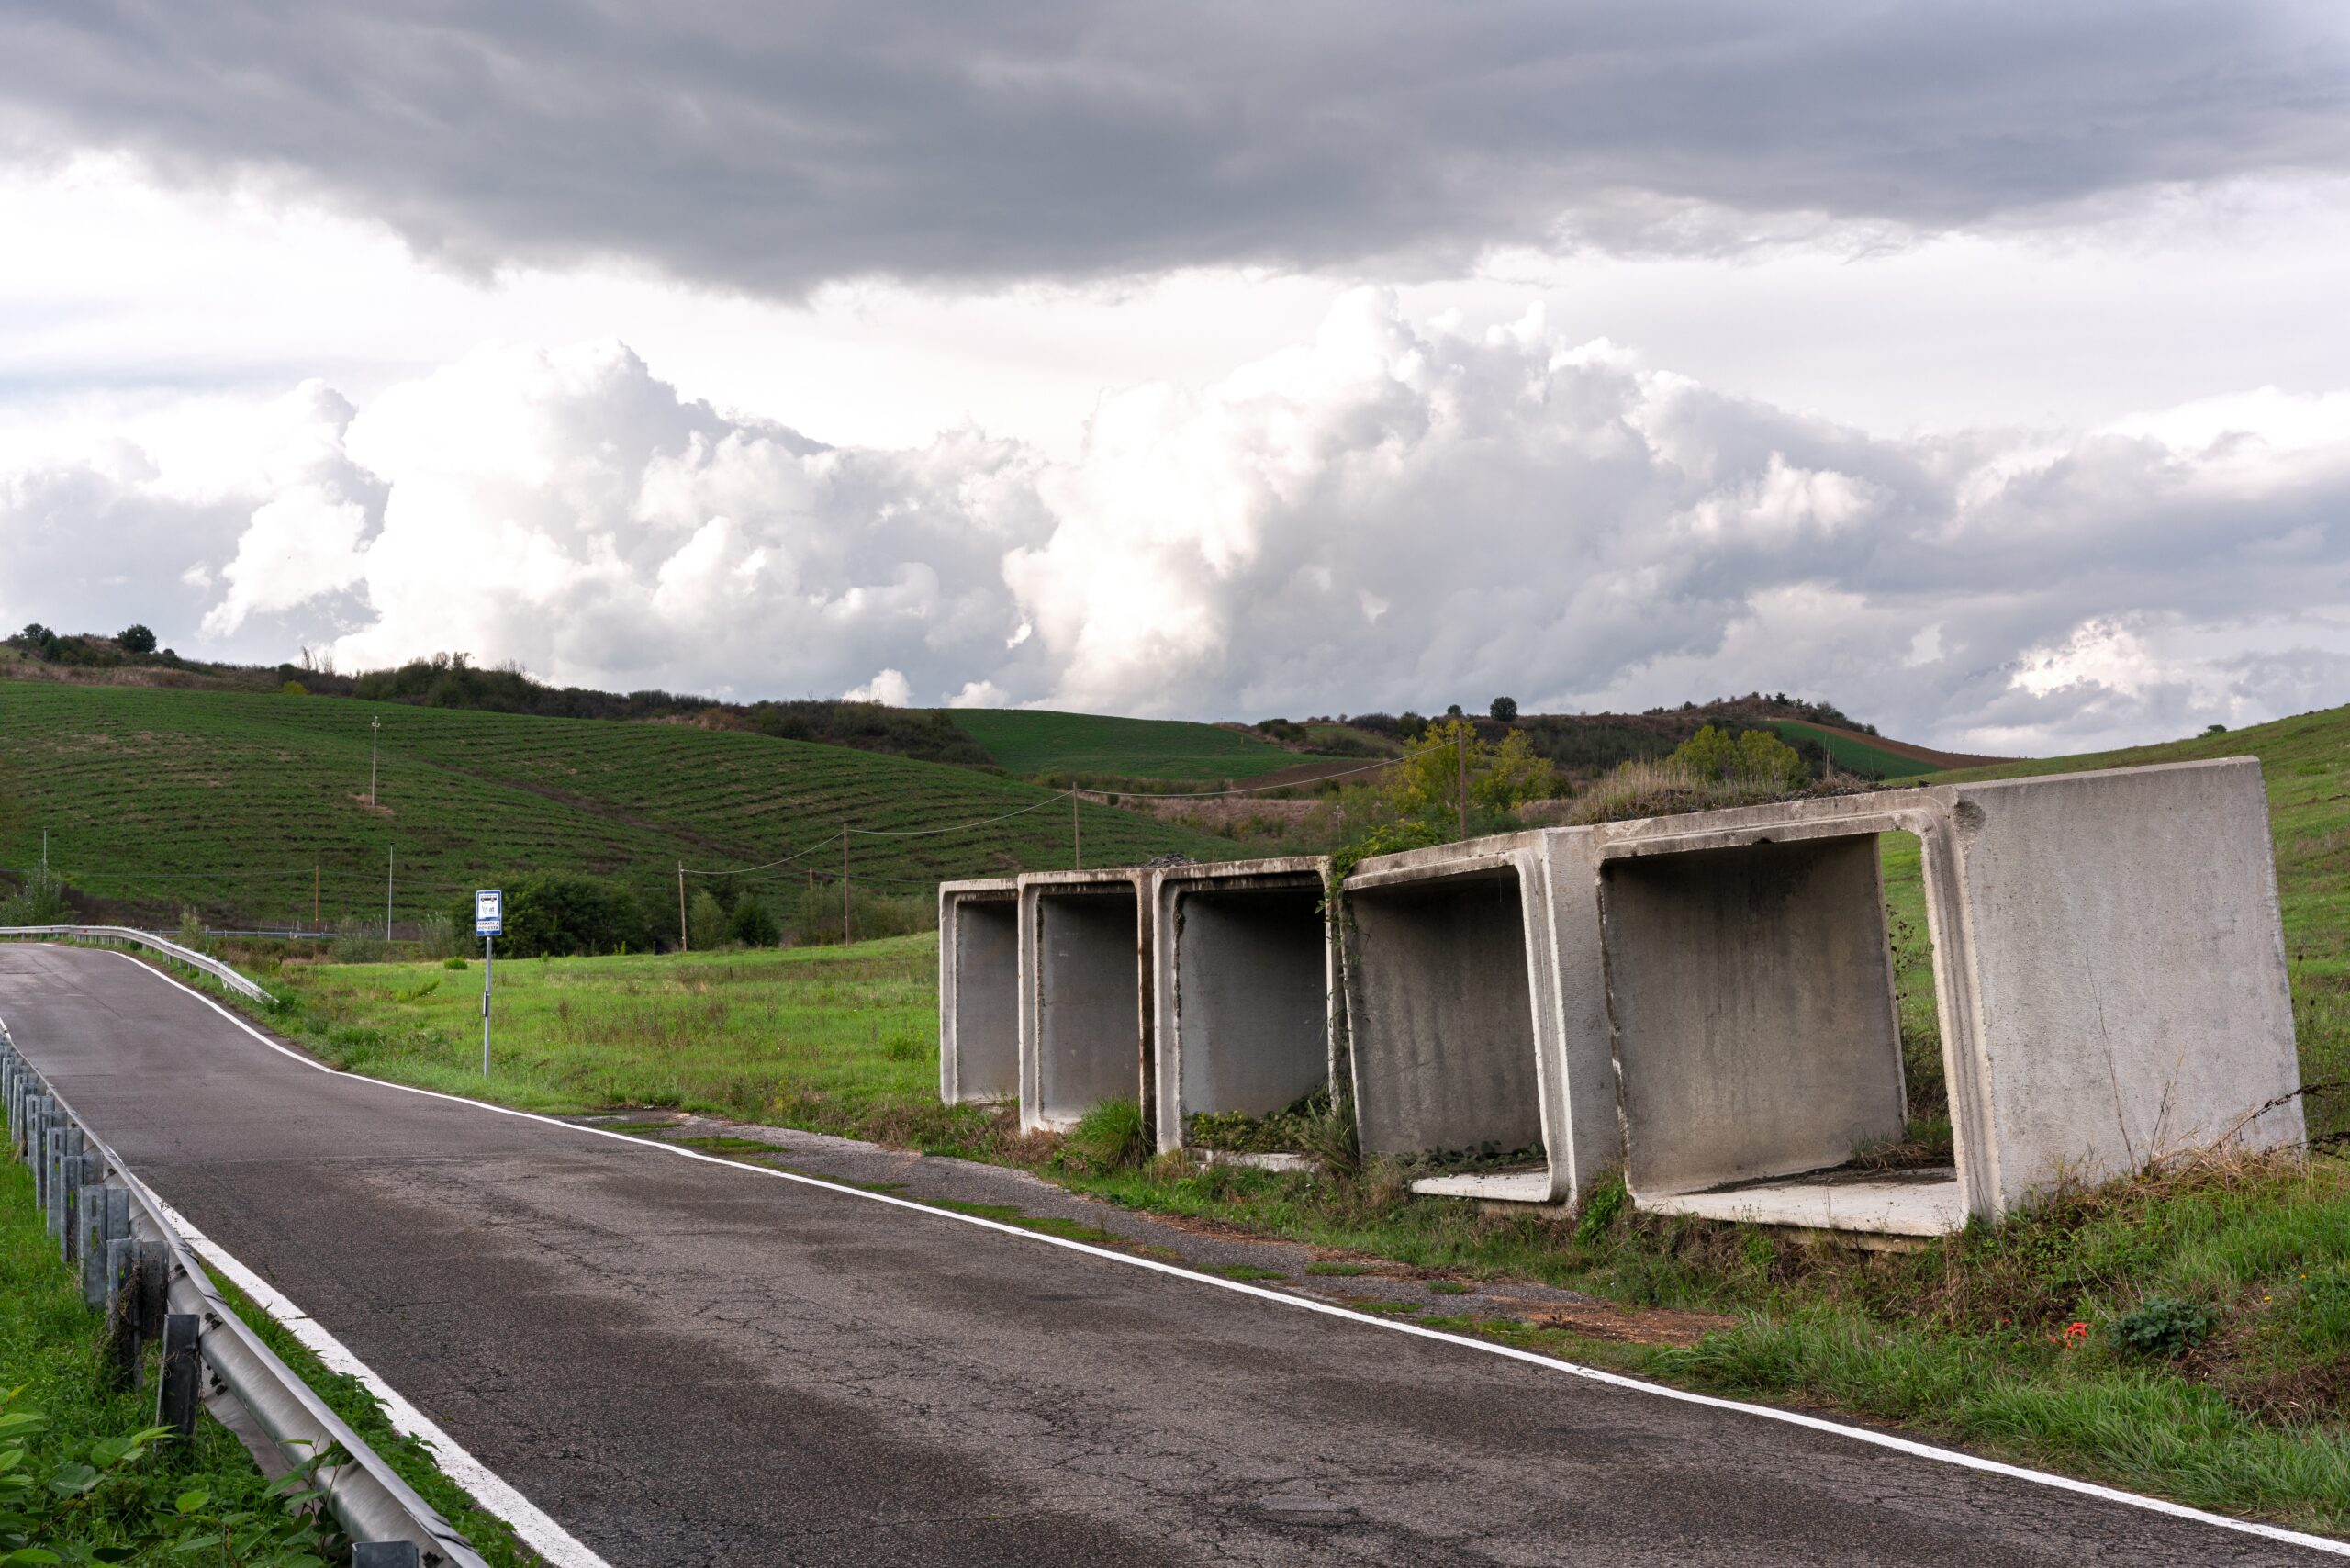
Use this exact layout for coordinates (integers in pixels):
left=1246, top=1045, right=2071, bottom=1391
left=474, top=890, right=503, bottom=1076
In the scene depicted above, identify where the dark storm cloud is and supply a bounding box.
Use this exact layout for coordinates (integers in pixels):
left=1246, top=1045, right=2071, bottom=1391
left=2, top=1, right=2344, bottom=293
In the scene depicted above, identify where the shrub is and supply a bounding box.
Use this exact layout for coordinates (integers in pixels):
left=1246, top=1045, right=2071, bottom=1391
left=1668, top=723, right=1809, bottom=790
left=2114, top=1295, right=2216, bottom=1359
left=789, top=885, right=934, bottom=946
left=174, top=908, right=207, bottom=952
left=498, top=872, right=651, bottom=958
left=330, top=917, right=388, bottom=963
left=728, top=896, right=782, bottom=948
left=0, top=868, right=72, bottom=925
left=688, top=890, right=729, bottom=951
left=281, top=680, right=308, bottom=697
left=417, top=911, right=461, bottom=961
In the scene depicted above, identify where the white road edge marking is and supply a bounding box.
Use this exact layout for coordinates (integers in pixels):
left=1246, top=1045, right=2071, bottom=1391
left=71, top=947, right=2350, bottom=1560
left=151, top=1193, right=614, bottom=1568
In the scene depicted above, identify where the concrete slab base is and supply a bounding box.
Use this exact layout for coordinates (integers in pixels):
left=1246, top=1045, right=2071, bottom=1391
left=1201, top=1148, right=1320, bottom=1173
left=1410, top=1170, right=1556, bottom=1203
left=1643, top=1170, right=1967, bottom=1237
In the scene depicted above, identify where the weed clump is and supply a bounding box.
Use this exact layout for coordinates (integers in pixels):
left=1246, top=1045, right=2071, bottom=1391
left=1059, top=1097, right=1150, bottom=1173
left=2116, top=1296, right=2217, bottom=1360
left=1188, top=1087, right=1344, bottom=1156
left=1574, top=1171, right=1628, bottom=1245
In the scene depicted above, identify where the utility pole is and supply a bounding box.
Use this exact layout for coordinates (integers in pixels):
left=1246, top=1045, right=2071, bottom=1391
left=841, top=823, right=852, bottom=946
left=40, top=829, right=47, bottom=874
left=1456, top=722, right=1470, bottom=841
left=386, top=845, right=395, bottom=942
left=313, top=861, right=319, bottom=930
left=1072, top=788, right=1082, bottom=869
left=369, top=716, right=381, bottom=805
left=677, top=864, right=688, bottom=952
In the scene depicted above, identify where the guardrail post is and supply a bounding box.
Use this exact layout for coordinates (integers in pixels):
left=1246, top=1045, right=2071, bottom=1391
left=78, top=1180, right=106, bottom=1305
left=352, top=1545, right=423, bottom=1568
left=38, top=1099, right=59, bottom=1203
left=58, top=1129, right=84, bottom=1262
left=157, top=1312, right=202, bottom=1438
left=106, top=1236, right=141, bottom=1389
left=29, top=1098, right=50, bottom=1205
left=136, top=1238, right=169, bottom=1340
left=45, top=1126, right=67, bottom=1240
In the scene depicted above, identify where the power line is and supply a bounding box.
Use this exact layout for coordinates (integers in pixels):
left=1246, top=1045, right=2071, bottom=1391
left=844, top=791, right=1075, bottom=837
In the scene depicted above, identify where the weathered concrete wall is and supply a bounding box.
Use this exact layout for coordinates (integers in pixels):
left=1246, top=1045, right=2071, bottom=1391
left=1151, top=858, right=1334, bottom=1154
left=1942, top=759, right=2301, bottom=1211
left=938, top=879, right=1020, bottom=1103
left=1601, top=834, right=1907, bottom=1198
left=1018, top=870, right=1151, bottom=1134
left=1340, top=836, right=1564, bottom=1201
left=1575, top=756, right=2301, bottom=1233
left=1526, top=828, right=1621, bottom=1208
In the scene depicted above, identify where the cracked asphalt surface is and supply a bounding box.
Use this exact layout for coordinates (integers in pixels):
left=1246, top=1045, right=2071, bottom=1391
left=2, top=943, right=2333, bottom=1566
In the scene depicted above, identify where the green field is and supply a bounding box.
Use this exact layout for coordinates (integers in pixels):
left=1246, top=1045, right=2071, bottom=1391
left=949, top=707, right=1348, bottom=780
left=1771, top=719, right=1941, bottom=778
left=0, top=682, right=1236, bottom=925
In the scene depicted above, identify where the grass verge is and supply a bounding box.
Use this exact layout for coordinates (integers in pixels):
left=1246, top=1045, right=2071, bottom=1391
left=0, top=1158, right=333, bottom=1562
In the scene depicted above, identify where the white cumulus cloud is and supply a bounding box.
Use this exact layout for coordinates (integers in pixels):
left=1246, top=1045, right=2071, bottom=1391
left=9, top=292, right=2350, bottom=755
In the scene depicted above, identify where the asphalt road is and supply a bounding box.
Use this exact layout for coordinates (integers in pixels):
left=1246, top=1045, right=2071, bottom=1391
left=2, top=943, right=2333, bottom=1566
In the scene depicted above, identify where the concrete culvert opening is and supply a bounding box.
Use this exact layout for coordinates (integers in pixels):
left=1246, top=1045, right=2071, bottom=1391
left=940, top=888, right=1020, bottom=1103
left=1030, top=883, right=1146, bottom=1131
left=1601, top=831, right=1963, bottom=1236
left=1158, top=874, right=1331, bottom=1156
left=1344, top=866, right=1550, bottom=1201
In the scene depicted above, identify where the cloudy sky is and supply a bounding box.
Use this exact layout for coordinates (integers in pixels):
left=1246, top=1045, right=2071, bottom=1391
left=3, top=2, right=2347, bottom=753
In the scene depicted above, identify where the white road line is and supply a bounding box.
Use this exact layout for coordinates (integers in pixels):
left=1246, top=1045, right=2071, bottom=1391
left=151, top=1194, right=614, bottom=1568
left=69, top=946, right=2350, bottom=1560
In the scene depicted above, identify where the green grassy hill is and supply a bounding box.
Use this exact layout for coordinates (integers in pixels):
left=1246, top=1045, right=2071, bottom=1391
left=0, top=683, right=1237, bottom=926
left=950, top=708, right=1350, bottom=781
left=1770, top=719, right=1942, bottom=778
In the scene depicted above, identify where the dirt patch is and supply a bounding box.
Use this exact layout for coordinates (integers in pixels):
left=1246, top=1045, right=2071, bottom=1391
left=2216, top=1352, right=2350, bottom=1426
left=1479, top=1295, right=1738, bottom=1347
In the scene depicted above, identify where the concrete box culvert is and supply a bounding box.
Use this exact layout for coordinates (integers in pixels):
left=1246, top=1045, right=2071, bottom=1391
left=1596, top=832, right=1926, bottom=1234
left=1337, top=833, right=1606, bottom=1206
left=1018, top=868, right=1155, bottom=1135
left=938, top=879, right=1021, bottom=1104
left=1149, top=857, right=1339, bottom=1157
left=1579, top=756, right=2302, bottom=1236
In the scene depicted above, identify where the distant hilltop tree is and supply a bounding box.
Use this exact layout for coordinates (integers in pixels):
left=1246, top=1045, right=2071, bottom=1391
left=1489, top=696, right=1517, bottom=722
left=118, top=623, right=157, bottom=655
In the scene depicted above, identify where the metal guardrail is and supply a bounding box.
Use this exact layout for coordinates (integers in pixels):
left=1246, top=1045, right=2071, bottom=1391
left=0, top=925, right=276, bottom=1004
left=1, top=1023, right=487, bottom=1568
